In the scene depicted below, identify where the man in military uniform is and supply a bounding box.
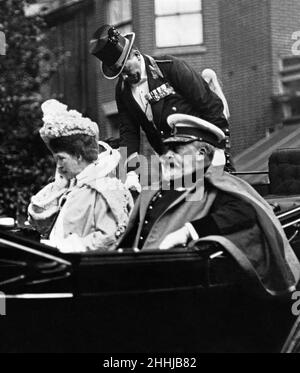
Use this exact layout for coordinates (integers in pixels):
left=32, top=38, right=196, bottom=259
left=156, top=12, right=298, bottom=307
left=115, top=113, right=300, bottom=298
left=90, top=24, right=232, bottom=191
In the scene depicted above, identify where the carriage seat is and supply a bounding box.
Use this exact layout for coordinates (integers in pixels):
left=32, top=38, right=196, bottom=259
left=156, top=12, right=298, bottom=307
left=269, top=148, right=300, bottom=195
left=266, top=148, right=300, bottom=214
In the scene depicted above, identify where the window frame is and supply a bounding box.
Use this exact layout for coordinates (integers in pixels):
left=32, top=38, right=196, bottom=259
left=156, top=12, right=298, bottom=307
left=278, top=56, right=300, bottom=123
left=105, top=0, right=133, bottom=34
left=154, top=0, right=204, bottom=49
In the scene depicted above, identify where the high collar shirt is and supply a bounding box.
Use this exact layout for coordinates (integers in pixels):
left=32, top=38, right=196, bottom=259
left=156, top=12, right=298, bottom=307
left=130, top=56, right=153, bottom=122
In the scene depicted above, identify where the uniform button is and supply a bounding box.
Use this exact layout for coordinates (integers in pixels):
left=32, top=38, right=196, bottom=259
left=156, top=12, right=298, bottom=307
left=140, top=236, right=144, bottom=241
left=172, top=106, right=177, bottom=111
left=149, top=206, right=153, bottom=210
left=158, top=193, right=162, bottom=198
left=144, top=220, right=148, bottom=225
left=160, top=131, right=164, bottom=135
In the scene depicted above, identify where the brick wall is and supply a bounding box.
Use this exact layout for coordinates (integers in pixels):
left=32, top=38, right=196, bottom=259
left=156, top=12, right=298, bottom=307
left=93, top=0, right=115, bottom=139
left=44, top=0, right=98, bottom=121
left=92, top=0, right=300, bottom=156
left=270, top=0, right=300, bottom=95
left=92, top=0, right=223, bottom=145
left=219, top=0, right=273, bottom=155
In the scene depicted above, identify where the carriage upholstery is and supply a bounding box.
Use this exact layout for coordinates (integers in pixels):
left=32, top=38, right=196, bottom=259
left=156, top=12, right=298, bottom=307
left=269, top=148, right=300, bottom=195
left=265, top=149, right=300, bottom=258
left=265, top=148, right=300, bottom=217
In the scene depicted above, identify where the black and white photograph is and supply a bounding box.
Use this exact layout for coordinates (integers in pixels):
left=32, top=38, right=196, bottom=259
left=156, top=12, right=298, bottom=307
left=1, top=0, right=300, bottom=355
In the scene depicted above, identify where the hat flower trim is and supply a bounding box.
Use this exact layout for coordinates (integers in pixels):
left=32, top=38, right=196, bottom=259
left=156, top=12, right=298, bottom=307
left=40, top=99, right=99, bottom=142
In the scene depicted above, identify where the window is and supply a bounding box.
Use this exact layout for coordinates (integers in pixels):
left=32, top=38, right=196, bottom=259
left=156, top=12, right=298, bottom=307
left=106, top=0, right=132, bottom=35
left=279, top=56, right=300, bottom=120
left=155, top=0, right=203, bottom=48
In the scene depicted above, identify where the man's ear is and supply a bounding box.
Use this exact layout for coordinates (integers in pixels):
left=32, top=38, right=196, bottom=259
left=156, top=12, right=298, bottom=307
left=195, top=143, right=208, bottom=156
left=197, top=147, right=207, bottom=156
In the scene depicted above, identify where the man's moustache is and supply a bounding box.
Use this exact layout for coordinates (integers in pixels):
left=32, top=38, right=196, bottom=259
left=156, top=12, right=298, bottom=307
left=160, top=155, right=182, bottom=167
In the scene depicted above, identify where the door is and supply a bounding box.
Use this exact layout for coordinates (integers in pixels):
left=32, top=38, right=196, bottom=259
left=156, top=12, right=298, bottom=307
left=0, top=229, right=74, bottom=352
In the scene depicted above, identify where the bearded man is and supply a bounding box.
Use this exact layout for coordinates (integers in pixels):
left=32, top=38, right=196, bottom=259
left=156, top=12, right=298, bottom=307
left=116, top=113, right=300, bottom=297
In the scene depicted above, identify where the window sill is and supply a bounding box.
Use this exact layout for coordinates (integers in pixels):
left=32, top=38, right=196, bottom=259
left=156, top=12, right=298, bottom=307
left=152, top=45, right=207, bottom=57
left=283, top=115, right=300, bottom=125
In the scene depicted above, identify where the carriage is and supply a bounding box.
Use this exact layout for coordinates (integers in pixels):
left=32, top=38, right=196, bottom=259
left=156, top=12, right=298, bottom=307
left=1, top=148, right=300, bottom=353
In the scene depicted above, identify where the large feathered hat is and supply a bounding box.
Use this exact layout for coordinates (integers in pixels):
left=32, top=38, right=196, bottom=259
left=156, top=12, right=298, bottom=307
left=40, top=99, right=99, bottom=144
left=89, top=24, right=135, bottom=79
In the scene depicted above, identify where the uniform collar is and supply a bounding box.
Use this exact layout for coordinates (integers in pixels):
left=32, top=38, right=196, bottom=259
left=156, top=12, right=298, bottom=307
left=140, top=55, right=147, bottom=80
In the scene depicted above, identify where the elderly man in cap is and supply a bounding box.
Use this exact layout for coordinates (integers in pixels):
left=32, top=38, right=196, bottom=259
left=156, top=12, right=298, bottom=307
left=116, top=113, right=300, bottom=297
left=89, top=24, right=233, bottom=192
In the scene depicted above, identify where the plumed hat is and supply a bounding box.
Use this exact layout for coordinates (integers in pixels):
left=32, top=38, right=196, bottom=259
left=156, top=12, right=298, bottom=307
left=40, top=99, right=99, bottom=144
left=89, top=24, right=135, bottom=80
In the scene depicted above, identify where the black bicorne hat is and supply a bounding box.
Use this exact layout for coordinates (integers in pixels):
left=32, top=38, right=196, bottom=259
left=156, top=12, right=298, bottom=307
left=89, top=24, right=135, bottom=80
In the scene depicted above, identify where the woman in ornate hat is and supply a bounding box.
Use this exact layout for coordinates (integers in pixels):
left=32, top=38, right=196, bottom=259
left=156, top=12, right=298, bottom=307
left=28, top=99, right=133, bottom=253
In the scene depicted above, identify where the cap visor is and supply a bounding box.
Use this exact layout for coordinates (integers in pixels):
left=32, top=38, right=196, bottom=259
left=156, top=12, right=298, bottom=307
left=163, top=136, right=197, bottom=144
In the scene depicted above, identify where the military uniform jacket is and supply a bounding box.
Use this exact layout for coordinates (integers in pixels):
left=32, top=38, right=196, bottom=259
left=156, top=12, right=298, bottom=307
left=115, top=54, right=230, bottom=159
left=116, top=170, right=300, bottom=297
